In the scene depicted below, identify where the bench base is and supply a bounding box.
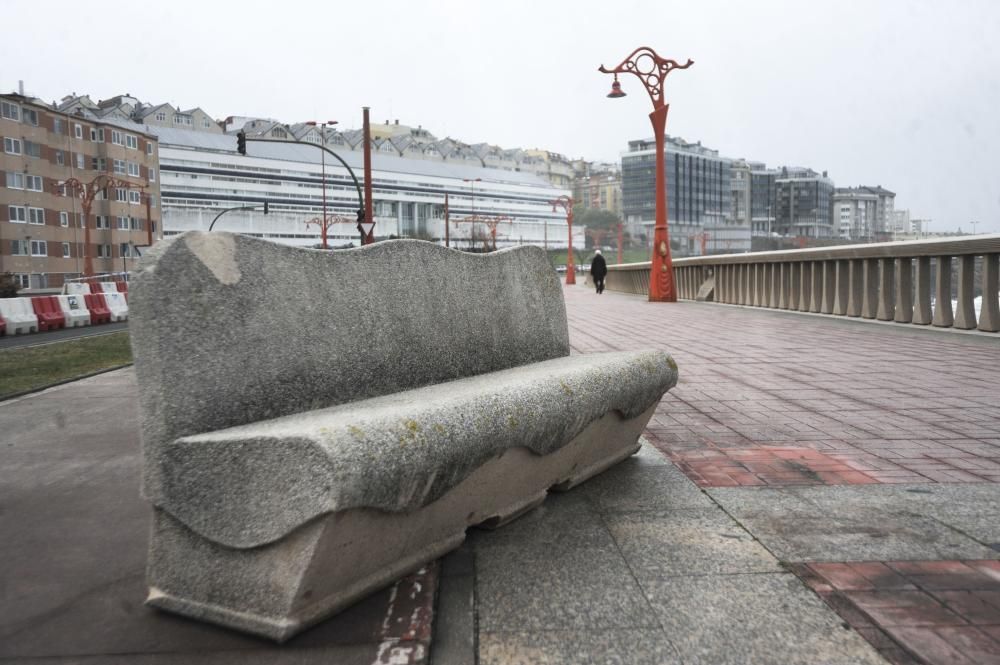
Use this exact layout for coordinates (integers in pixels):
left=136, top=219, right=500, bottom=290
left=146, top=404, right=656, bottom=641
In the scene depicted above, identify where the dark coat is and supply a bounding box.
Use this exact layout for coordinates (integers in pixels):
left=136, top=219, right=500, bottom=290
left=590, top=253, right=607, bottom=279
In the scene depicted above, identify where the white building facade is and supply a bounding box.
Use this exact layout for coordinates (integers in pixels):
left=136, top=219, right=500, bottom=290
left=151, top=127, right=570, bottom=250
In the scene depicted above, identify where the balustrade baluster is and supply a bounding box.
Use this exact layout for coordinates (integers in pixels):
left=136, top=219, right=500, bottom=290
left=894, top=258, right=913, bottom=323
left=932, top=256, right=953, bottom=327
left=876, top=258, right=895, bottom=321
left=979, top=253, right=999, bottom=332
left=954, top=255, right=976, bottom=329
left=861, top=258, right=879, bottom=319
left=778, top=263, right=789, bottom=309
left=847, top=259, right=863, bottom=317
left=798, top=262, right=811, bottom=312
left=809, top=262, right=822, bottom=313
left=788, top=262, right=800, bottom=310
left=833, top=260, right=849, bottom=316
left=821, top=261, right=835, bottom=314
left=913, top=257, right=932, bottom=325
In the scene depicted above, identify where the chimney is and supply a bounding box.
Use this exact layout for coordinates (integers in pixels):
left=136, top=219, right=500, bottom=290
left=395, top=119, right=399, bottom=125
left=18, top=80, right=24, bottom=95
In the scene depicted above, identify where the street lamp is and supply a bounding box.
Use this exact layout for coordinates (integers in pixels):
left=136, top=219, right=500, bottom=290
left=971, top=220, right=979, bottom=235
left=600, top=47, right=693, bottom=302
left=305, top=121, right=339, bottom=249
left=550, top=195, right=575, bottom=285
left=57, top=175, right=146, bottom=277
left=462, top=178, right=482, bottom=248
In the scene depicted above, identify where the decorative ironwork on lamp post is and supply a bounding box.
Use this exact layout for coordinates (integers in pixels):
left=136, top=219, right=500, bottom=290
left=57, top=174, right=146, bottom=277
left=599, top=47, right=693, bottom=302
left=549, top=195, right=575, bottom=285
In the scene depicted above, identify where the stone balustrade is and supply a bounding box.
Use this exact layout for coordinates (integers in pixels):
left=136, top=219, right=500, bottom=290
left=601, top=235, right=1000, bottom=333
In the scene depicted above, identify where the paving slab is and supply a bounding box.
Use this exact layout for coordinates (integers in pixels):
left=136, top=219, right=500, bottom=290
left=0, top=369, right=435, bottom=664
left=479, top=629, right=683, bottom=665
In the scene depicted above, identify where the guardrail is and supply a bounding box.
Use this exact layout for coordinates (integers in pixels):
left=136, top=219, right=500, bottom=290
left=600, top=235, right=1000, bottom=333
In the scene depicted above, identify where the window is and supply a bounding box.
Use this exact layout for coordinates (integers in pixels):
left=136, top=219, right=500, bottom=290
left=60, top=211, right=69, bottom=227
left=117, top=216, right=129, bottom=230
left=8, top=205, right=26, bottom=223
left=92, top=157, right=107, bottom=172
left=113, top=159, right=126, bottom=175
left=62, top=242, right=71, bottom=258
left=116, top=188, right=127, bottom=202
left=202, top=118, right=211, bottom=128
left=53, top=118, right=64, bottom=135
left=11, top=239, right=28, bottom=255
left=120, top=243, right=133, bottom=257
left=95, top=215, right=110, bottom=229
left=23, top=108, right=38, bottom=126
left=31, top=240, right=47, bottom=256
left=55, top=149, right=64, bottom=166
left=4, top=137, right=22, bottom=154
left=28, top=207, right=44, bottom=225
left=149, top=196, right=157, bottom=209
left=1, top=101, right=20, bottom=121
left=97, top=244, right=112, bottom=258
left=5, top=172, right=24, bottom=189
left=125, top=134, right=138, bottom=150
left=23, top=140, right=41, bottom=158
left=111, top=130, right=123, bottom=146
left=76, top=153, right=84, bottom=169
left=13, top=273, right=29, bottom=288
left=148, top=168, right=156, bottom=183
left=90, top=127, right=105, bottom=142
left=273, top=128, right=287, bottom=138
left=146, top=142, right=154, bottom=156
left=25, top=175, right=42, bottom=191
left=130, top=217, right=142, bottom=230
left=128, top=190, right=141, bottom=204
left=155, top=111, right=166, bottom=122
left=127, top=161, right=140, bottom=177
left=74, top=123, right=83, bottom=139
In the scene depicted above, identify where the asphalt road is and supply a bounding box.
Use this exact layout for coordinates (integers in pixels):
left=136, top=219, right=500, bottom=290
left=0, top=321, right=129, bottom=350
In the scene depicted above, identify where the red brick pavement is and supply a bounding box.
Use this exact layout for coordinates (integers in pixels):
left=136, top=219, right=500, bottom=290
left=792, top=560, right=1000, bottom=664
left=563, top=286, right=1000, bottom=488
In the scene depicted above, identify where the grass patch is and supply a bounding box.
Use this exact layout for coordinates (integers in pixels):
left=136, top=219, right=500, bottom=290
left=0, top=332, right=133, bottom=399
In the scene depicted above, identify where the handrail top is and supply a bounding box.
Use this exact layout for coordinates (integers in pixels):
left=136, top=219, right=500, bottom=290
left=642, top=234, right=1000, bottom=266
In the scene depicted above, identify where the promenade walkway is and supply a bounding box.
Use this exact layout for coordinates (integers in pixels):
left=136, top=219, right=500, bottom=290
left=2, top=285, right=998, bottom=664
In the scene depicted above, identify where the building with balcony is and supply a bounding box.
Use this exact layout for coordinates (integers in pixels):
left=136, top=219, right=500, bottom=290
left=0, top=93, right=161, bottom=290
left=832, top=186, right=896, bottom=241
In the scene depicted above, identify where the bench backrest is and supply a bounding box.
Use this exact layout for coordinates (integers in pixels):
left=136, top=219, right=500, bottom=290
left=130, top=232, right=569, bottom=496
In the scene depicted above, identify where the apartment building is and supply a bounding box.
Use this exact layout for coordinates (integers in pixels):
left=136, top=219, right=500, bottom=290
left=0, top=93, right=161, bottom=289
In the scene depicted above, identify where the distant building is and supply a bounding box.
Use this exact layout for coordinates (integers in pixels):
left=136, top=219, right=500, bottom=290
left=749, top=162, right=778, bottom=237
left=774, top=167, right=835, bottom=238
left=622, top=136, right=732, bottom=255
left=0, top=93, right=161, bottom=289
left=832, top=186, right=896, bottom=241
left=151, top=125, right=568, bottom=251
left=892, top=209, right=911, bottom=236
left=572, top=161, right=622, bottom=219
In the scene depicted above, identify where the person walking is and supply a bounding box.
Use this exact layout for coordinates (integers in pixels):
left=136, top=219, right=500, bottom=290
left=590, top=249, right=607, bottom=294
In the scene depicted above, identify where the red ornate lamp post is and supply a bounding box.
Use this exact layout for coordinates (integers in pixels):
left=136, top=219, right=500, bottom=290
left=57, top=175, right=146, bottom=277
left=549, top=195, right=575, bottom=284
left=599, top=47, right=693, bottom=301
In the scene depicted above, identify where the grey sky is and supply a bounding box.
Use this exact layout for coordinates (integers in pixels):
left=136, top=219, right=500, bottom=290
left=5, top=0, right=999, bottom=232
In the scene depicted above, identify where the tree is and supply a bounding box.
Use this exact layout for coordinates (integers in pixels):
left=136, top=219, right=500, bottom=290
left=573, top=206, right=620, bottom=231
left=0, top=272, right=19, bottom=298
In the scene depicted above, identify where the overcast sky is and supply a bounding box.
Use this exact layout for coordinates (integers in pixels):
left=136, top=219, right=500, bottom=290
left=5, top=0, right=999, bottom=232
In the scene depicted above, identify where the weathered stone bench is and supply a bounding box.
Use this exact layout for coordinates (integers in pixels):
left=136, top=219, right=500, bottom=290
left=129, top=232, right=678, bottom=641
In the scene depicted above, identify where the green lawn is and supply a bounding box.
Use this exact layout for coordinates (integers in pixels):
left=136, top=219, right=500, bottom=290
left=0, top=332, right=133, bottom=399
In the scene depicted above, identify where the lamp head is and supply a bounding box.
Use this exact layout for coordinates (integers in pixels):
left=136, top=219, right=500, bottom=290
left=607, top=75, right=626, bottom=99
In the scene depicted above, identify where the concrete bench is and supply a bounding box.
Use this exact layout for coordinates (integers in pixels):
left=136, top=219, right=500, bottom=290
left=129, top=231, right=679, bottom=642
